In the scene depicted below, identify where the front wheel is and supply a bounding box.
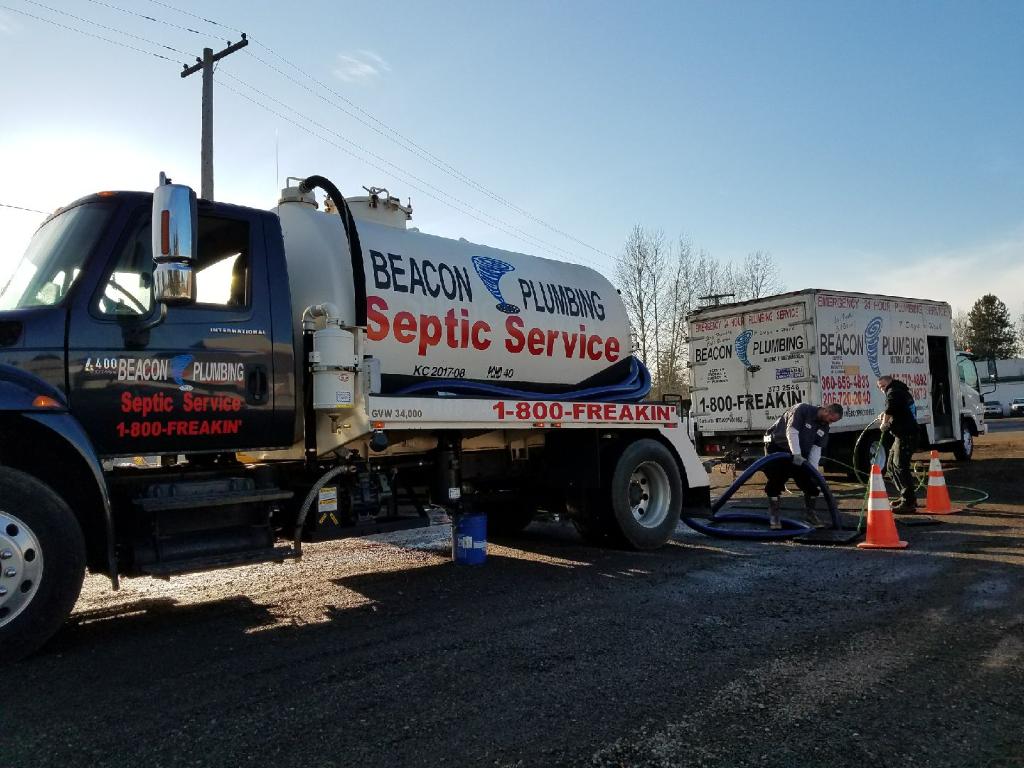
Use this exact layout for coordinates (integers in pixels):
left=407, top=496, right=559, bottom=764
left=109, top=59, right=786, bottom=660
left=952, top=422, right=974, bottom=462
left=606, top=439, right=683, bottom=550
left=0, top=467, right=86, bottom=664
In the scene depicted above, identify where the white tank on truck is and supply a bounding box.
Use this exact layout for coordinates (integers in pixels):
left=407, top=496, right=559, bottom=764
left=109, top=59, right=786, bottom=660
left=276, top=186, right=633, bottom=394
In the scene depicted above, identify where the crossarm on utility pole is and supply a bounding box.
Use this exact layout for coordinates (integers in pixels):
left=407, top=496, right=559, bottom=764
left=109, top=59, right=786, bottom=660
left=181, top=34, right=249, bottom=201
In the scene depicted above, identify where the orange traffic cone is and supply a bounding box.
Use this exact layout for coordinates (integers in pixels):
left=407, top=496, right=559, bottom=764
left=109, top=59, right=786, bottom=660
left=925, top=450, right=960, bottom=515
left=858, top=464, right=908, bottom=549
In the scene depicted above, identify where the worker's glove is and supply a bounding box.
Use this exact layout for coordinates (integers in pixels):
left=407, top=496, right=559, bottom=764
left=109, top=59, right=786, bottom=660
left=792, top=454, right=806, bottom=467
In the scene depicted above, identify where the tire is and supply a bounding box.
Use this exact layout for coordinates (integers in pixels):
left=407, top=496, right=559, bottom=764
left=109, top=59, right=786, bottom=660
left=952, top=421, right=974, bottom=462
left=0, top=466, right=86, bottom=664
left=605, top=439, right=683, bottom=550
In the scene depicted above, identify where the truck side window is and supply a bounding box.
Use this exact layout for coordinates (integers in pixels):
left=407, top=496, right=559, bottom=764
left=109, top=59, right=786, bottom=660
left=192, top=217, right=250, bottom=309
left=96, top=219, right=154, bottom=317
left=957, top=357, right=979, bottom=390
left=95, top=214, right=250, bottom=315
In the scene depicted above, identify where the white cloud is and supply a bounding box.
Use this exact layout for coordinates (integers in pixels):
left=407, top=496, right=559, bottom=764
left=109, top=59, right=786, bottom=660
left=856, top=229, right=1024, bottom=315
left=333, top=50, right=391, bottom=83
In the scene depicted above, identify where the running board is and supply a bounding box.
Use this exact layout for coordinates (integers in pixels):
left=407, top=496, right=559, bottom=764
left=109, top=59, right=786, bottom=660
left=140, top=546, right=299, bottom=577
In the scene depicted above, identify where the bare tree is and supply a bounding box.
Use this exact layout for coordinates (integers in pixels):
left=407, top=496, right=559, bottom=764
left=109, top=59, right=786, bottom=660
left=951, top=309, right=971, bottom=351
left=734, top=250, right=784, bottom=301
left=655, top=237, right=696, bottom=397
left=1018, top=305, right=1024, bottom=357
left=613, top=226, right=665, bottom=370
left=615, top=227, right=786, bottom=397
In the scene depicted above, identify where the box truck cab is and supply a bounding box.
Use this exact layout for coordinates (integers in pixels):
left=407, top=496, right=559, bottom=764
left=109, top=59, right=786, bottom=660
left=0, top=176, right=709, bottom=661
left=687, top=289, right=987, bottom=473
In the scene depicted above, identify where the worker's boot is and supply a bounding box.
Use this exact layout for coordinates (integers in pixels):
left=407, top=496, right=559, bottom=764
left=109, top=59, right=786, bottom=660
left=803, top=495, right=825, bottom=528
left=768, top=497, right=782, bottom=530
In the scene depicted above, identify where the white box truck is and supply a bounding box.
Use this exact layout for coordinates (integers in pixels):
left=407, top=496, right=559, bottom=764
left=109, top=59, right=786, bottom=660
left=687, top=289, right=987, bottom=473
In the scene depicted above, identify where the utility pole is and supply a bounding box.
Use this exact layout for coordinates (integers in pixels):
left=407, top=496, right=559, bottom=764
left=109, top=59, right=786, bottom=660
left=181, top=34, right=248, bottom=201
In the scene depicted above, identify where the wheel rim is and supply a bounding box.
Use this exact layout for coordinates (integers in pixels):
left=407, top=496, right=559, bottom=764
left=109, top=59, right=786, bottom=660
left=0, top=511, right=44, bottom=629
left=627, top=461, right=671, bottom=529
left=962, top=428, right=973, bottom=455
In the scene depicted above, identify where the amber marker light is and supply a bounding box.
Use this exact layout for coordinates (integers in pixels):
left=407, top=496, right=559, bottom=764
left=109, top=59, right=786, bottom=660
left=32, top=395, right=61, bottom=409
left=160, top=210, right=170, bottom=255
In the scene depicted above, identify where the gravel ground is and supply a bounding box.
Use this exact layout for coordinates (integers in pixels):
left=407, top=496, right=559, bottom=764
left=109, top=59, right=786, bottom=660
left=4, top=433, right=1023, bottom=768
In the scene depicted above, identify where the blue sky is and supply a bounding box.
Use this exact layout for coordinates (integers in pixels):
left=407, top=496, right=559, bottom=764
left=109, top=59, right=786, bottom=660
left=1, top=0, right=1022, bottom=315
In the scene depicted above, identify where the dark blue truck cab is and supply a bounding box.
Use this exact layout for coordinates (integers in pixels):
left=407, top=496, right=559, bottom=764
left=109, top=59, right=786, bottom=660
left=0, top=188, right=309, bottom=659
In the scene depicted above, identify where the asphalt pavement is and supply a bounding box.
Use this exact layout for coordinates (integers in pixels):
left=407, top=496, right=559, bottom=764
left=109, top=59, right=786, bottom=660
left=985, top=416, right=1024, bottom=432
left=4, top=433, right=1023, bottom=768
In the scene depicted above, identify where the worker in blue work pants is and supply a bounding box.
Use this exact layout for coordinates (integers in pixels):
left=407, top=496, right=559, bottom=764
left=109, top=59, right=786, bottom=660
left=763, top=402, right=844, bottom=529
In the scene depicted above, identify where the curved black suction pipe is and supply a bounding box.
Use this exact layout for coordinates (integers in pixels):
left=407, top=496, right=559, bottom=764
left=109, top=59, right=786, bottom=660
left=298, top=175, right=367, bottom=326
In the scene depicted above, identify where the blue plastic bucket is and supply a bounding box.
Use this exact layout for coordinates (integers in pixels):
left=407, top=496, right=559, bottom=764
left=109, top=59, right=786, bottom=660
left=452, top=514, right=487, bottom=565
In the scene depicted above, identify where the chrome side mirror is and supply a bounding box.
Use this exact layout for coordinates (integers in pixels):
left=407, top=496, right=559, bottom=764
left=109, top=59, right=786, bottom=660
left=152, top=172, right=197, bottom=305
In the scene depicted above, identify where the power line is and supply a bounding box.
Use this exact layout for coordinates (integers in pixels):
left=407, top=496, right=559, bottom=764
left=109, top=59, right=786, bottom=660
left=0, top=202, right=48, bottom=214
left=217, top=78, right=607, bottom=269
left=142, top=0, right=612, bottom=261
left=218, top=70, right=591, bottom=264
left=0, top=3, right=179, bottom=62
left=7, top=1, right=612, bottom=269
left=21, top=0, right=189, bottom=55
left=145, top=0, right=240, bottom=34
left=84, top=0, right=204, bottom=37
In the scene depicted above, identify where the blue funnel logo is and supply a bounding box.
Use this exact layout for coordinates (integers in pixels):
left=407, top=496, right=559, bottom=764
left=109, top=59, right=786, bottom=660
left=471, top=255, right=520, bottom=314
left=170, top=354, right=194, bottom=392
left=735, top=330, right=754, bottom=368
left=865, top=317, right=883, bottom=378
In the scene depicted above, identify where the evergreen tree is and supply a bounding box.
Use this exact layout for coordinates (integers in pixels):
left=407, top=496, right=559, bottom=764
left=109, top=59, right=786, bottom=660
left=966, top=294, right=1017, bottom=359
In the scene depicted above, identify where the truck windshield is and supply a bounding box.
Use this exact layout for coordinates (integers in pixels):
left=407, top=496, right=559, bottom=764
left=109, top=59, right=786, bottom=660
left=0, top=202, right=113, bottom=311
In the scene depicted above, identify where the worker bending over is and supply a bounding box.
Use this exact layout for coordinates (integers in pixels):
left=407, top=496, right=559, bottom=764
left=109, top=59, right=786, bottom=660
left=763, top=402, right=844, bottom=529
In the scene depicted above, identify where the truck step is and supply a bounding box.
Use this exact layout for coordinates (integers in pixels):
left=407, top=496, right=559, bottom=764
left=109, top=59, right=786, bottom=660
left=136, top=487, right=294, bottom=513
left=139, top=545, right=299, bottom=577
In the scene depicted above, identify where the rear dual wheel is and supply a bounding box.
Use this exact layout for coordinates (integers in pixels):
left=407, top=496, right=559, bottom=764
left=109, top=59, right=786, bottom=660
left=573, top=439, right=683, bottom=550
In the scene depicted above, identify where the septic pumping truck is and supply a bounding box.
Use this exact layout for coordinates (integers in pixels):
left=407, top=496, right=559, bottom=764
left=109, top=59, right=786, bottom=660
left=0, top=175, right=710, bottom=660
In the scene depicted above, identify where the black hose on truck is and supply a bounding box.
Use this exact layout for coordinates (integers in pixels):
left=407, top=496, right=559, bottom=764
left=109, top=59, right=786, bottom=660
left=297, top=175, right=367, bottom=326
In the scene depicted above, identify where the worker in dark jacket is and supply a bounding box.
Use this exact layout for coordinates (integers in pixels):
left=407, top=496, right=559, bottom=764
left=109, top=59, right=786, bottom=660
left=763, top=402, right=844, bottom=529
left=877, top=375, right=918, bottom=512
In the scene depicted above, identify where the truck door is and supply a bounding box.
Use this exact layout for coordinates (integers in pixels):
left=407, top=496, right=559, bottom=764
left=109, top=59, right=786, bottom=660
left=66, top=204, right=282, bottom=456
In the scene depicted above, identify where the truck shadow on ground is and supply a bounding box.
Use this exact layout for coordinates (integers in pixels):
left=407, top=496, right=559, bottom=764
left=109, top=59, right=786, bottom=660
left=26, top=529, right=744, bottom=676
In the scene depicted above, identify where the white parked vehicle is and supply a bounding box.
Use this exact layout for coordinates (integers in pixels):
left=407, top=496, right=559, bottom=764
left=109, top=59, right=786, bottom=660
left=687, top=289, right=987, bottom=473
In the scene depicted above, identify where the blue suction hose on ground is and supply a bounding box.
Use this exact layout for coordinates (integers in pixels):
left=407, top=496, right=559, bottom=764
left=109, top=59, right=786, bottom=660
left=681, top=452, right=842, bottom=540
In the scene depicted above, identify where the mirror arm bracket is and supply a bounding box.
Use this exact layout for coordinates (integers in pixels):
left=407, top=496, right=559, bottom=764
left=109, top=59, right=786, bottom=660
left=135, top=302, right=168, bottom=333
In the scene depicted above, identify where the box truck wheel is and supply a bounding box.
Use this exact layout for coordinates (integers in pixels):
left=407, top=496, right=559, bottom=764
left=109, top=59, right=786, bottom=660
left=606, top=439, right=683, bottom=550
left=0, top=467, right=86, bottom=664
left=952, top=421, right=974, bottom=462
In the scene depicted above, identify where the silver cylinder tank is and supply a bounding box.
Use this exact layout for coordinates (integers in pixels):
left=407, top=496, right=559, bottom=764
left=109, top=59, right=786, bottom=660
left=277, top=200, right=633, bottom=391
